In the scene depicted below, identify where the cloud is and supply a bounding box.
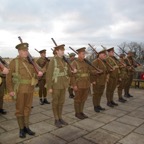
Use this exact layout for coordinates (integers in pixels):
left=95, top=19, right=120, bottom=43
left=0, top=0, right=144, bottom=57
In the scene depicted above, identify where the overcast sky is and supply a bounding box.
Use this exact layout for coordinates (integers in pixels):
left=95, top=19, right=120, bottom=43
left=0, top=0, right=144, bottom=57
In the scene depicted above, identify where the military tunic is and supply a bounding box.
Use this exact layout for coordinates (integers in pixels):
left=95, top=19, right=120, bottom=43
left=71, top=58, right=91, bottom=114
left=91, top=58, right=108, bottom=107
left=124, top=56, right=136, bottom=95
left=37, top=57, right=49, bottom=98
left=106, top=56, right=120, bottom=102
left=117, top=58, right=128, bottom=98
left=6, top=57, right=37, bottom=117
left=46, top=56, right=70, bottom=120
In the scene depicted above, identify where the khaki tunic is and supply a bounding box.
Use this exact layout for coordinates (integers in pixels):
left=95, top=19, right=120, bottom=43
left=91, top=58, right=108, bottom=106
left=106, top=56, right=120, bottom=102
left=6, top=57, right=36, bottom=116
left=71, top=59, right=91, bottom=104
left=37, top=57, right=49, bottom=98
left=124, top=56, right=136, bottom=94
left=46, top=56, right=70, bottom=120
left=117, top=58, right=128, bottom=98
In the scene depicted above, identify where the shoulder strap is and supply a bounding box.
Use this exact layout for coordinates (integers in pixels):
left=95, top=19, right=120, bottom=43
left=15, top=59, right=18, bottom=74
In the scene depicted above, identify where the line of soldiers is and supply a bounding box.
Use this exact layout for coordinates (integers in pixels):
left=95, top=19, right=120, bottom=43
left=0, top=40, right=139, bottom=138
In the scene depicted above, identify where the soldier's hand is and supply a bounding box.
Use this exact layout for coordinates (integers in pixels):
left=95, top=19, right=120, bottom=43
left=2, top=67, right=9, bottom=74
left=73, top=86, right=78, bottom=91
left=92, top=82, right=96, bottom=85
left=118, top=78, right=122, bottom=82
left=48, top=89, right=53, bottom=93
left=37, top=71, right=43, bottom=77
left=9, top=91, right=15, bottom=97
left=110, top=68, right=114, bottom=72
left=96, top=70, right=103, bottom=75
left=72, top=68, right=77, bottom=73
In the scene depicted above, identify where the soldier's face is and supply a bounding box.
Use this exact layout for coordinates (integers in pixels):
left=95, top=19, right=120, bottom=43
left=57, top=49, right=64, bottom=57
left=78, top=52, right=85, bottom=59
left=41, top=52, right=46, bottom=57
left=99, top=53, right=106, bottom=60
left=18, top=50, right=29, bottom=58
left=108, top=50, right=114, bottom=56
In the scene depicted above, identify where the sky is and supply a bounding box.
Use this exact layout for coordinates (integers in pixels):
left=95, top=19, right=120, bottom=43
left=0, top=0, right=144, bottom=57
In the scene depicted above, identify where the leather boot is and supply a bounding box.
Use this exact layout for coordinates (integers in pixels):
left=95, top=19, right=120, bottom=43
left=107, top=102, right=114, bottom=108
left=24, top=127, right=35, bottom=135
left=17, top=117, right=25, bottom=138
left=80, top=113, right=88, bottom=118
left=55, top=120, right=62, bottom=128
left=94, top=106, right=100, bottom=113
left=59, top=119, right=68, bottom=125
left=24, top=116, right=35, bottom=135
left=98, top=106, right=105, bottom=111
left=0, top=109, right=7, bottom=115
left=19, top=129, right=26, bottom=138
left=75, top=113, right=85, bottom=120
left=43, top=98, right=50, bottom=104
left=40, top=98, right=44, bottom=105
left=111, top=101, right=118, bottom=106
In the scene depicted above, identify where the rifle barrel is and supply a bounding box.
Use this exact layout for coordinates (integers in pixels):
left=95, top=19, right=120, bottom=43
left=51, top=38, right=57, bottom=46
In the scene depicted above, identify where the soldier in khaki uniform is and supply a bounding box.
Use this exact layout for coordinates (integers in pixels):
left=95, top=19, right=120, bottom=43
left=71, top=47, right=91, bottom=119
left=68, top=53, right=76, bottom=98
left=46, top=44, right=75, bottom=128
left=106, top=47, right=120, bottom=107
left=36, top=49, right=50, bottom=105
left=91, top=48, right=108, bottom=112
left=124, top=51, right=137, bottom=98
left=6, top=42, right=43, bottom=138
left=0, top=64, right=9, bottom=114
left=117, top=54, right=127, bottom=103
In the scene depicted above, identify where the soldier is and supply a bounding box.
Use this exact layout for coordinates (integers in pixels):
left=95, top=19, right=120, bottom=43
left=46, top=44, right=75, bottom=128
left=36, top=49, right=50, bottom=105
left=91, top=47, right=108, bottom=112
left=106, top=47, right=120, bottom=107
left=0, top=65, right=9, bottom=114
left=117, top=54, right=127, bottom=102
left=6, top=42, right=43, bottom=138
left=124, top=51, right=137, bottom=98
left=68, top=53, right=76, bottom=98
left=71, top=47, right=91, bottom=119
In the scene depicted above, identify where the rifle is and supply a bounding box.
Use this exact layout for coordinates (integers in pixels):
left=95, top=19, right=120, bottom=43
left=101, top=45, right=126, bottom=67
left=51, top=38, right=74, bottom=71
left=0, top=56, right=9, bottom=67
left=69, top=46, right=102, bottom=73
left=18, top=36, right=40, bottom=74
left=35, top=48, right=50, bottom=61
left=118, top=45, right=141, bottom=66
left=88, top=44, right=113, bottom=70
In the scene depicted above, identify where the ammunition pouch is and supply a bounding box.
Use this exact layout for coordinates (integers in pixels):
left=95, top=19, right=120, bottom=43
left=76, top=73, right=89, bottom=77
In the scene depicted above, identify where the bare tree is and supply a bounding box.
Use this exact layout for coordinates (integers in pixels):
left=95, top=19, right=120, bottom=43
left=118, top=42, right=144, bottom=64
